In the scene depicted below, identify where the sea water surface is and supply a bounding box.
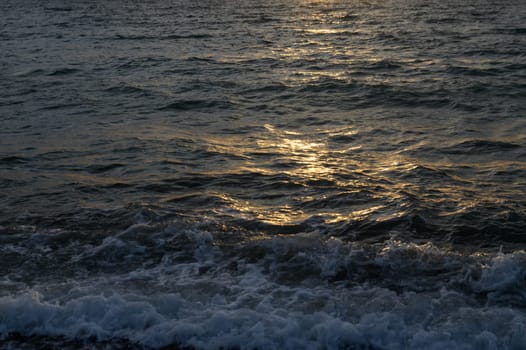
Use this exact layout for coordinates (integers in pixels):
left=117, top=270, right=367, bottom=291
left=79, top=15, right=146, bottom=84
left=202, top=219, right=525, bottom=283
left=1, top=0, right=526, bottom=349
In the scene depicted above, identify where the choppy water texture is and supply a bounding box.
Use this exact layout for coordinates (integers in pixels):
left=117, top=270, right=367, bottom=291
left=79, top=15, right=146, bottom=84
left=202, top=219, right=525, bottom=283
left=1, top=0, right=526, bottom=349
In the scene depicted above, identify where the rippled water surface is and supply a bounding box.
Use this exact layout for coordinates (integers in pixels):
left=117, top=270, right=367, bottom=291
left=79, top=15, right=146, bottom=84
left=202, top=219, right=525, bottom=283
left=1, top=0, right=526, bottom=349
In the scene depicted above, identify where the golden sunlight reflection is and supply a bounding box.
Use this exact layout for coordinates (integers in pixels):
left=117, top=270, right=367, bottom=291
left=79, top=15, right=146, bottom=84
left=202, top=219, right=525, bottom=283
left=257, top=124, right=333, bottom=179
left=302, top=28, right=352, bottom=35
left=196, top=124, right=512, bottom=230
left=213, top=192, right=392, bottom=228
left=212, top=191, right=311, bottom=226
left=202, top=124, right=410, bottom=228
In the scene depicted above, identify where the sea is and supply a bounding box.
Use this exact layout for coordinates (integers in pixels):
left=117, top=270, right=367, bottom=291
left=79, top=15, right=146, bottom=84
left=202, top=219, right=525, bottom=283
left=1, top=0, right=525, bottom=349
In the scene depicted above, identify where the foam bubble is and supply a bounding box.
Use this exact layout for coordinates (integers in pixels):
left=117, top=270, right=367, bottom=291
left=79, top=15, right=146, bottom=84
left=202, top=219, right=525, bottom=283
left=2, top=226, right=526, bottom=349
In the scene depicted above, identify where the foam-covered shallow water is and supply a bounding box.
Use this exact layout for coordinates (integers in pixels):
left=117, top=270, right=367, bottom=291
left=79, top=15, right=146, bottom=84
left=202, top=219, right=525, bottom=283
left=1, top=0, right=526, bottom=349
left=3, top=222, right=526, bottom=349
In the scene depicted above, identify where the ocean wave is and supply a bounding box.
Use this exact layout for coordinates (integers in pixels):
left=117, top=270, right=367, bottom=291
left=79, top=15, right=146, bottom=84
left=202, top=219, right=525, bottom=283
left=159, top=100, right=234, bottom=111
left=443, top=140, right=522, bottom=154
left=2, top=0, right=526, bottom=348
left=1, top=226, right=526, bottom=349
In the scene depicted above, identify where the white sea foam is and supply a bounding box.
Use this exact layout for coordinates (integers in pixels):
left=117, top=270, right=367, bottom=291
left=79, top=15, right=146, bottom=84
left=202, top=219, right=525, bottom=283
left=2, top=230, right=526, bottom=349
left=469, top=251, right=526, bottom=292
left=1, top=285, right=526, bottom=349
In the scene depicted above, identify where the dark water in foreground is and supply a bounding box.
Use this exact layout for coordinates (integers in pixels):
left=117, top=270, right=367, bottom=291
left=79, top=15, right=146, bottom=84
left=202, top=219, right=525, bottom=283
left=1, top=0, right=526, bottom=348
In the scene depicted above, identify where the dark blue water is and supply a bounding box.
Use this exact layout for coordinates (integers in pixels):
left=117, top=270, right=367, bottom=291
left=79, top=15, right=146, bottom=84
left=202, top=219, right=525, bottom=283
left=1, top=0, right=526, bottom=349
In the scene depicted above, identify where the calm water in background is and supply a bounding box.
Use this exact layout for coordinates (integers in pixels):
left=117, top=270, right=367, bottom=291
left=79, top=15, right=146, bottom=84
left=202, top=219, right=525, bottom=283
left=1, top=0, right=526, bottom=349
